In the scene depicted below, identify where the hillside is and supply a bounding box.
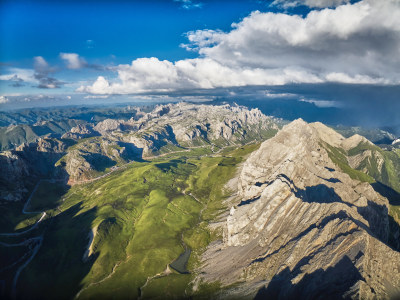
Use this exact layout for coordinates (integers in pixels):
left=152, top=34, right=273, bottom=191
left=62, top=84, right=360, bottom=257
left=0, top=105, right=399, bottom=299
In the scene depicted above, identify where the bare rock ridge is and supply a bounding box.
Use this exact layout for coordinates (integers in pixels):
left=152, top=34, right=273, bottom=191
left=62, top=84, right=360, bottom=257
left=56, top=103, right=280, bottom=182
left=200, top=119, right=400, bottom=299
left=0, top=103, right=280, bottom=198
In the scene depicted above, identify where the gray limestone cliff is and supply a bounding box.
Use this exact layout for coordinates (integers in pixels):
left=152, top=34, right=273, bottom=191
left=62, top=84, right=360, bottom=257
left=200, top=119, right=400, bottom=299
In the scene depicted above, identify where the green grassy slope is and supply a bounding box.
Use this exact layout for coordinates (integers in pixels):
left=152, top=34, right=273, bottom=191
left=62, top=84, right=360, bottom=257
left=346, top=141, right=400, bottom=193
left=322, top=139, right=400, bottom=250
left=3, top=143, right=259, bottom=299
left=323, top=142, right=375, bottom=183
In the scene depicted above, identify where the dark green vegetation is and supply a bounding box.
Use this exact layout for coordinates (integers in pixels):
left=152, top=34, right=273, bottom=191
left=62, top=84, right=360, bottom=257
left=0, top=143, right=259, bottom=299
left=347, top=142, right=400, bottom=193
left=323, top=141, right=400, bottom=192
left=27, top=181, right=68, bottom=212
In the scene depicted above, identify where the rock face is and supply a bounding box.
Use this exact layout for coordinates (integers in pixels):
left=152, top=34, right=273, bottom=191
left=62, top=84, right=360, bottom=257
left=0, top=138, right=67, bottom=201
left=93, top=119, right=126, bottom=135
left=61, top=138, right=133, bottom=183
left=121, top=102, right=279, bottom=156
left=200, top=119, right=400, bottom=299
left=61, top=124, right=98, bottom=140
left=0, top=151, right=30, bottom=201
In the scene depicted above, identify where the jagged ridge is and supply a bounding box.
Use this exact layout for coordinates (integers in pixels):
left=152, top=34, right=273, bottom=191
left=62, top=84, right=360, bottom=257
left=200, top=119, right=400, bottom=299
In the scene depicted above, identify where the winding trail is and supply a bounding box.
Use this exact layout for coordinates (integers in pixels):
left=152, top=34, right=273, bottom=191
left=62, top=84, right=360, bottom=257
left=0, top=179, right=62, bottom=298
left=10, top=237, right=43, bottom=299
left=0, top=178, right=66, bottom=238
left=138, top=265, right=172, bottom=299
left=74, top=261, right=123, bottom=299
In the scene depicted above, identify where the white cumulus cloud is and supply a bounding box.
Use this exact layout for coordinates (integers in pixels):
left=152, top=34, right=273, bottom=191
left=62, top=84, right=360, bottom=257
left=60, top=53, right=87, bottom=69
left=79, top=0, right=400, bottom=94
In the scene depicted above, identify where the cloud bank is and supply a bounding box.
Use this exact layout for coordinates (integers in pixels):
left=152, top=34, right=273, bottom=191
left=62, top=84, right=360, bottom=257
left=77, top=0, right=400, bottom=94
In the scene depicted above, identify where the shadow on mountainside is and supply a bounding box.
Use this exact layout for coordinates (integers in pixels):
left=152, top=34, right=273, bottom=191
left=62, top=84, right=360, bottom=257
left=294, top=184, right=345, bottom=205
left=255, top=255, right=363, bottom=300
left=117, top=141, right=146, bottom=162
left=371, top=182, right=400, bottom=206
left=86, top=153, right=116, bottom=172
left=253, top=178, right=400, bottom=299
left=278, top=174, right=400, bottom=251
left=249, top=173, right=400, bottom=251
left=14, top=202, right=99, bottom=300
left=371, top=182, right=400, bottom=251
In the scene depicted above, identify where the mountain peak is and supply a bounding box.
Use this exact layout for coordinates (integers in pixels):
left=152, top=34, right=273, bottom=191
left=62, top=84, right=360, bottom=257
left=341, top=133, right=373, bottom=151
left=200, top=118, right=400, bottom=299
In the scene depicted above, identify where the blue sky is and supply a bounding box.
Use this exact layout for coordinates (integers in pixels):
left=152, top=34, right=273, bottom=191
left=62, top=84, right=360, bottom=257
left=1, top=1, right=277, bottom=63
left=0, top=0, right=283, bottom=95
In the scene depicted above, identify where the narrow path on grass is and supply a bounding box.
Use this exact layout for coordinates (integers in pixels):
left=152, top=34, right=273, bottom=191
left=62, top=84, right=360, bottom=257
left=10, top=236, right=43, bottom=299
left=0, top=177, right=67, bottom=238
left=0, top=178, right=64, bottom=298
left=136, top=188, right=206, bottom=299
left=74, top=260, right=123, bottom=299
left=71, top=141, right=254, bottom=185
left=137, top=264, right=173, bottom=300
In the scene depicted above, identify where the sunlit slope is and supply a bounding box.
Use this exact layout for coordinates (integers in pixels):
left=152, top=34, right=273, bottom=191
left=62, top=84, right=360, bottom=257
left=14, top=145, right=259, bottom=299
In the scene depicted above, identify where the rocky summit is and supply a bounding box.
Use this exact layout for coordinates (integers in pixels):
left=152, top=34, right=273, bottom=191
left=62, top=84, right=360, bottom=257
left=200, top=119, right=400, bottom=299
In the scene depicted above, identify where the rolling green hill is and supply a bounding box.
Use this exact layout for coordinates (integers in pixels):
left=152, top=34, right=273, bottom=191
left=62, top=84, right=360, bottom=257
left=0, top=143, right=259, bottom=299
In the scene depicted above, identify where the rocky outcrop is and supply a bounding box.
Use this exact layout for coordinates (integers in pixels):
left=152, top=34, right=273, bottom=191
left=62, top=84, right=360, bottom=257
left=0, top=138, right=68, bottom=201
left=61, top=138, right=131, bottom=182
left=94, top=119, right=128, bottom=135
left=0, top=151, right=30, bottom=201
left=61, top=124, right=98, bottom=140
left=122, top=103, right=280, bottom=156
left=200, top=119, right=400, bottom=299
left=341, top=134, right=373, bottom=151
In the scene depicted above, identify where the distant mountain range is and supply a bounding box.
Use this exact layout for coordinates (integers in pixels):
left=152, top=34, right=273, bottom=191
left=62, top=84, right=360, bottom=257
left=0, top=102, right=398, bottom=152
